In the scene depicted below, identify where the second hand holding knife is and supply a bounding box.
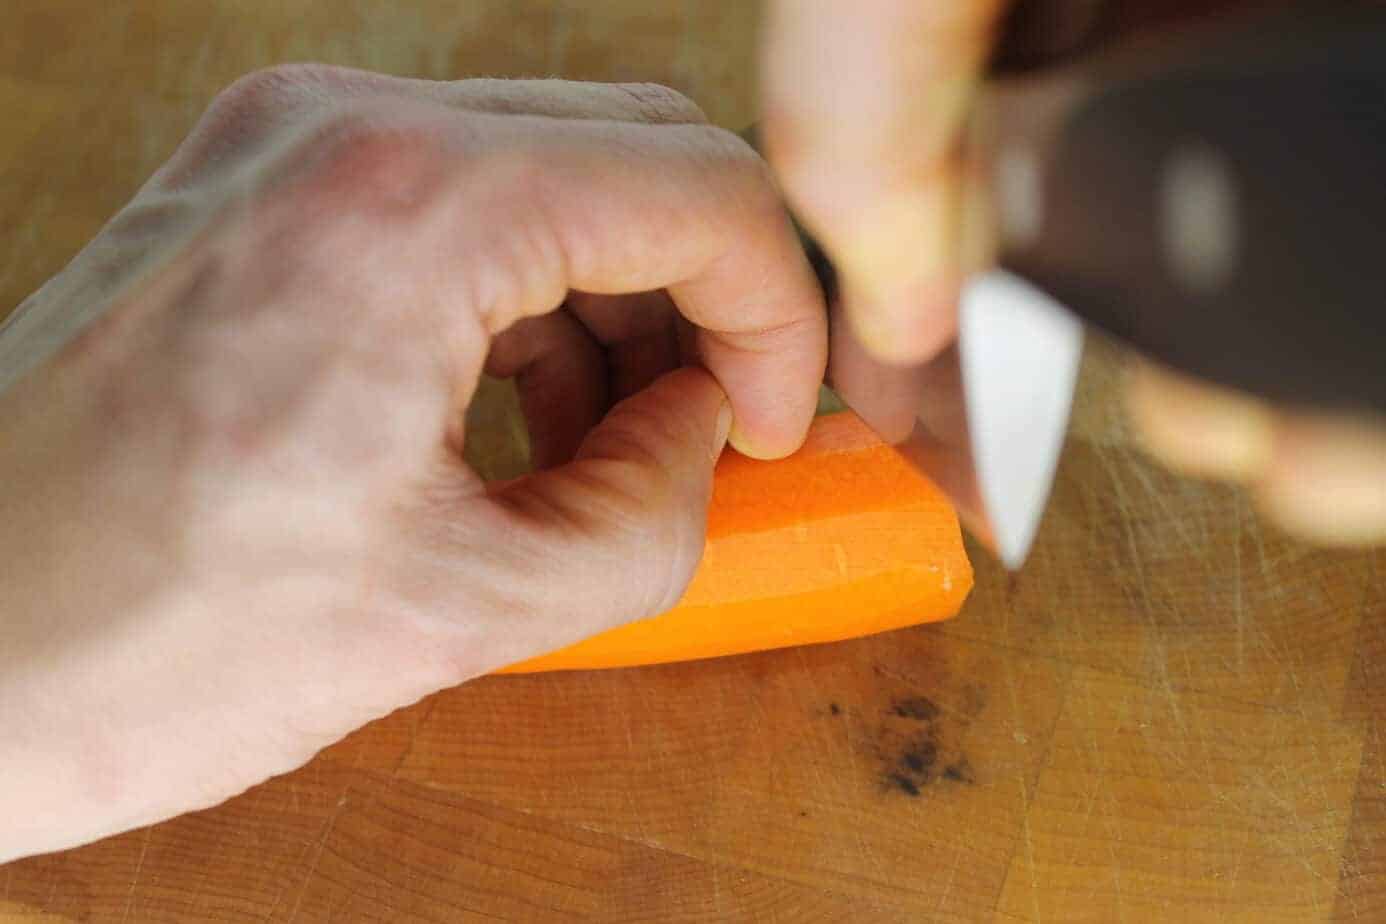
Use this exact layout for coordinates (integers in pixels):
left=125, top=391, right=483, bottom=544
left=752, top=2, right=1386, bottom=567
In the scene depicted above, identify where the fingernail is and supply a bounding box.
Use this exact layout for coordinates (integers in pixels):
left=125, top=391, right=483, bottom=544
left=713, top=401, right=734, bottom=455
left=1127, top=363, right=1275, bottom=480
left=1258, top=417, right=1386, bottom=545
left=845, top=275, right=959, bottom=365
left=728, top=419, right=778, bottom=460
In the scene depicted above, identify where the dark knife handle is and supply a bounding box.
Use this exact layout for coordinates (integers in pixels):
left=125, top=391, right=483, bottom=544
left=749, top=4, right=1386, bottom=416
left=994, top=4, right=1386, bottom=415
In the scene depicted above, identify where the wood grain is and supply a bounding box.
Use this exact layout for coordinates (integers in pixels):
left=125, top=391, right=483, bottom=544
left=2, top=2, right=1383, bottom=921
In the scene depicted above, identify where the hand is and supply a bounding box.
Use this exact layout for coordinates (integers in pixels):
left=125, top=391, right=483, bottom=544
left=1127, top=362, right=1386, bottom=545
left=0, top=65, right=826, bottom=860
left=759, top=0, right=1386, bottom=544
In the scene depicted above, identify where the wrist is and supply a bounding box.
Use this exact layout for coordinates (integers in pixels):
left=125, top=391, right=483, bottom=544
left=0, top=363, right=179, bottom=859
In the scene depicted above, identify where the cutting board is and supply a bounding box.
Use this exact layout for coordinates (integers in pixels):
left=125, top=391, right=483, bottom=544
left=2, top=2, right=1383, bottom=920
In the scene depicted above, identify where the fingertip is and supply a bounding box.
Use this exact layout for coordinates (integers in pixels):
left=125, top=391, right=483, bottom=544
left=727, top=419, right=788, bottom=461
left=724, top=397, right=817, bottom=460
left=1256, top=483, right=1386, bottom=547
left=811, top=173, right=964, bottom=366
left=1125, top=361, right=1275, bottom=481
left=691, top=317, right=824, bottom=462
left=1255, top=413, right=1386, bottom=546
left=842, top=273, right=960, bottom=365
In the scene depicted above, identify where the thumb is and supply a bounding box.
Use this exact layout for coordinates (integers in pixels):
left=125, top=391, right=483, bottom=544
left=485, top=367, right=732, bottom=662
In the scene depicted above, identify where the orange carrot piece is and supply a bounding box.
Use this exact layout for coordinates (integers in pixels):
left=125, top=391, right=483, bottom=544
left=500, top=411, right=972, bottom=673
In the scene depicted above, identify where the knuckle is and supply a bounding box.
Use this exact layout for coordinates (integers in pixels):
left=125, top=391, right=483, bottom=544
left=207, top=63, right=330, bottom=132
left=593, top=394, right=695, bottom=475
left=575, top=411, right=709, bottom=615
left=164, top=64, right=354, bottom=189
left=313, top=107, right=435, bottom=172
left=441, top=77, right=526, bottom=114
left=580, top=442, right=677, bottom=531
left=611, top=82, right=707, bottom=124
left=680, top=123, right=783, bottom=214
left=106, top=195, right=194, bottom=247
left=462, top=165, right=568, bottom=335
left=579, top=470, right=699, bottom=618
left=271, top=104, right=456, bottom=219
left=686, top=121, right=760, bottom=167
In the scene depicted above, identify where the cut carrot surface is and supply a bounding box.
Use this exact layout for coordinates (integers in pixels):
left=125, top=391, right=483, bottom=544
left=500, top=411, right=973, bottom=673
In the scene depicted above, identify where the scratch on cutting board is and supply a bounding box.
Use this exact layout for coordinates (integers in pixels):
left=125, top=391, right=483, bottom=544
left=1093, top=449, right=1150, bottom=603
left=391, top=697, right=440, bottom=779
left=797, top=657, right=883, bottom=871
left=1017, top=805, right=1043, bottom=924
left=1097, top=449, right=1188, bottom=734
left=822, top=691, right=889, bottom=869
left=1223, top=828, right=1247, bottom=919
left=119, top=826, right=153, bottom=923
left=620, top=705, right=647, bottom=825
left=185, top=782, right=255, bottom=912
left=793, top=651, right=835, bottom=812
left=931, top=835, right=965, bottom=918
left=1292, top=832, right=1332, bottom=920
left=1076, top=683, right=1128, bottom=924
left=997, top=650, right=1060, bottom=924
left=41, top=850, right=64, bottom=915
left=1298, top=719, right=1360, bottom=916
left=1127, top=457, right=1204, bottom=553
left=283, top=792, right=351, bottom=923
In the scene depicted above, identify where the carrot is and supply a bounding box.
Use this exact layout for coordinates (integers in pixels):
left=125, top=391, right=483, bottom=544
left=500, top=411, right=973, bottom=673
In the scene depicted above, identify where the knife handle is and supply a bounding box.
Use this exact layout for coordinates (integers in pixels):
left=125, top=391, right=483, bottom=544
left=988, top=4, right=1386, bottom=415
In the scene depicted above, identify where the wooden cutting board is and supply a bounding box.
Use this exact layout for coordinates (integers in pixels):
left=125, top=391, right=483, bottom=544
left=2, top=2, right=1383, bottom=920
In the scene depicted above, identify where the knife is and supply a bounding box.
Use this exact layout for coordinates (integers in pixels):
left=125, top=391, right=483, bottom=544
left=749, top=1, right=1386, bottom=568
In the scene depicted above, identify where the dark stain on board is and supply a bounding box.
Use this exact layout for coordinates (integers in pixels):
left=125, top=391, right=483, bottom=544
left=891, top=696, right=940, bottom=721
left=900, top=739, right=938, bottom=776
left=876, top=690, right=979, bottom=797
left=943, top=758, right=975, bottom=784
left=887, top=773, right=922, bottom=797
left=820, top=683, right=981, bottom=798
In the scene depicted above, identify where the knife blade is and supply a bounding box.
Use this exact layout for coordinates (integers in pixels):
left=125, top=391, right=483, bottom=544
left=751, top=2, right=1386, bottom=568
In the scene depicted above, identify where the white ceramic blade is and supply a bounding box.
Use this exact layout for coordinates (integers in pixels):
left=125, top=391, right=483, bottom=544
left=959, top=270, right=1084, bottom=569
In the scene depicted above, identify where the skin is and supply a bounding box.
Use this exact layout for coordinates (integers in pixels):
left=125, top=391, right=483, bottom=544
left=761, top=0, right=1386, bottom=545
left=0, top=66, right=826, bottom=861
